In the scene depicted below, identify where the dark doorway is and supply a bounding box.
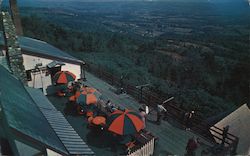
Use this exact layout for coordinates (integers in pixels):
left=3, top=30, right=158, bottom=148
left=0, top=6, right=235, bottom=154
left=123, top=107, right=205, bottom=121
left=49, top=66, right=61, bottom=84
left=49, top=66, right=61, bottom=78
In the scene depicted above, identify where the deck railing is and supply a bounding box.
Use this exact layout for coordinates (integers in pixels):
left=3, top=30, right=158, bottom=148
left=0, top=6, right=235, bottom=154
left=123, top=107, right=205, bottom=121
left=85, top=62, right=239, bottom=155
left=126, top=137, right=155, bottom=156
left=209, top=125, right=239, bottom=154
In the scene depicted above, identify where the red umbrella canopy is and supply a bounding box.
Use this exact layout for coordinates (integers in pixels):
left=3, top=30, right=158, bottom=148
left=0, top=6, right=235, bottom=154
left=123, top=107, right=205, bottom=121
left=53, top=71, right=76, bottom=84
left=80, top=87, right=102, bottom=100
left=107, top=109, right=144, bottom=135
left=80, top=87, right=97, bottom=94
left=75, top=91, right=98, bottom=105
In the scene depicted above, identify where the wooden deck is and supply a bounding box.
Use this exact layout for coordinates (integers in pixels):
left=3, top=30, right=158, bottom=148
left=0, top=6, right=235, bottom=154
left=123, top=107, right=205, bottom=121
left=83, top=72, right=213, bottom=155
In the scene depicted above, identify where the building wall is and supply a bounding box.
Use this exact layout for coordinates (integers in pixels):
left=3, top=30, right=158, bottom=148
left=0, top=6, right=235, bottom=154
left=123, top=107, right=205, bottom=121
left=14, top=140, right=41, bottom=156
left=22, top=54, right=81, bottom=95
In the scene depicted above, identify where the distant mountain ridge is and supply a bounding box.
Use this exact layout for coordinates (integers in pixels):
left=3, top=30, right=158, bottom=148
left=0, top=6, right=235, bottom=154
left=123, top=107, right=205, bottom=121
left=14, top=0, right=250, bottom=8
left=17, top=0, right=249, bottom=2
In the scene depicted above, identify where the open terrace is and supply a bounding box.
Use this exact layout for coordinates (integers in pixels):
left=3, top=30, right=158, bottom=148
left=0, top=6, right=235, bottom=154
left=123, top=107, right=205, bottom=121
left=46, top=69, right=238, bottom=156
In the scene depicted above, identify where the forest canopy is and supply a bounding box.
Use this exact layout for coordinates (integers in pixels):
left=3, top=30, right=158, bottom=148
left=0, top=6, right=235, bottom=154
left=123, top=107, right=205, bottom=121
left=19, top=2, right=250, bottom=118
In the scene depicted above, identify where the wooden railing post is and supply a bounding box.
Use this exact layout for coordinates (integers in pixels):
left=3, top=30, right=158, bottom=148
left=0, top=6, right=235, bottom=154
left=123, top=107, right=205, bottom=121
left=85, top=61, right=238, bottom=155
left=231, top=137, right=239, bottom=155
left=111, top=71, right=114, bottom=85
left=97, top=64, right=100, bottom=77
left=120, top=76, right=124, bottom=94
left=139, top=87, right=143, bottom=103
left=147, top=93, right=151, bottom=106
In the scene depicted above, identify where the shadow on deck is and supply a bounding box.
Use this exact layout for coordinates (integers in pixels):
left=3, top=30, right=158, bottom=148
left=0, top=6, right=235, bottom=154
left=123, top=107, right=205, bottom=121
left=46, top=69, right=238, bottom=156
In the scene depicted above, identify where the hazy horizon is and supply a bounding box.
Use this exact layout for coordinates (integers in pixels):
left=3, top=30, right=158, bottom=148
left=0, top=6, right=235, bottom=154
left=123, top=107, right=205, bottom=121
left=16, top=0, right=250, bottom=3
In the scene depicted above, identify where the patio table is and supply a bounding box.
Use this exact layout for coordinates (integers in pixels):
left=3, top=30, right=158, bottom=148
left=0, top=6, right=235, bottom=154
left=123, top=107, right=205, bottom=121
left=92, top=116, right=106, bottom=126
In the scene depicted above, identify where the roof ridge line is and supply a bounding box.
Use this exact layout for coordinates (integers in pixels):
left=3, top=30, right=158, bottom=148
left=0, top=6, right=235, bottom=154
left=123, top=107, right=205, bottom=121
left=25, top=87, right=94, bottom=155
left=24, top=86, right=69, bottom=155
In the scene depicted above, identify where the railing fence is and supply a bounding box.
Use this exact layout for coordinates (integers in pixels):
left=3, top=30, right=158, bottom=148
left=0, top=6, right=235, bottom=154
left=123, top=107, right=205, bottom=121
left=84, top=62, right=239, bottom=155
left=126, top=138, right=155, bottom=156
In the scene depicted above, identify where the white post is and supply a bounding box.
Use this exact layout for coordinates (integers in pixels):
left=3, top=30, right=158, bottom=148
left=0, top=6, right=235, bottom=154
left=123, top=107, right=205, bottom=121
left=162, top=97, right=174, bottom=104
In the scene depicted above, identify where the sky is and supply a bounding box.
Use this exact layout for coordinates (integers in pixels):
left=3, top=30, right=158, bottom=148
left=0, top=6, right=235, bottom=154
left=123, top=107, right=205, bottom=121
left=3, top=0, right=249, bottom=7
left=16, top=0, right=249, bottom=2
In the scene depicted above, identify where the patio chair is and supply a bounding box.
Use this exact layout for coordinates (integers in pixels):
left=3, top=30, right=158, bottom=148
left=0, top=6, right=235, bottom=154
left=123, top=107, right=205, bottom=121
left=57, top=90, right=66, bottom=97
left=126, top=140, right=136, bottom=149
left=67, top=85, right=74, bottom=93
left=87, top=116, right=94, bottom=129
left=125, top=140, right=136, bottom=155
left=77, top=105, right=84, bottom=115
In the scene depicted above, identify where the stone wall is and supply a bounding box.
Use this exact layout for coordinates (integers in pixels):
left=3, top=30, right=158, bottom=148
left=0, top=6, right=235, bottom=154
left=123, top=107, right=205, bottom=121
left=2, top=12, right=27, bottom=84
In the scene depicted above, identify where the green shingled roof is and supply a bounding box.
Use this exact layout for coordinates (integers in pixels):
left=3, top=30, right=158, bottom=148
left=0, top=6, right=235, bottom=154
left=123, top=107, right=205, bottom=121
left=19, top=37, right=83, bottom=63
left=0, top=65, right=68, bottom=155
left=25, top=87, right=95, bottom=155
left=0, top=32, right=83, bottom=64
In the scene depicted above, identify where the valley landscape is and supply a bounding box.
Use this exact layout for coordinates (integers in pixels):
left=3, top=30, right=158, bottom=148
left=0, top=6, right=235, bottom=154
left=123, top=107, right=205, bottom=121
left=4, top=0, right=249, bottom=118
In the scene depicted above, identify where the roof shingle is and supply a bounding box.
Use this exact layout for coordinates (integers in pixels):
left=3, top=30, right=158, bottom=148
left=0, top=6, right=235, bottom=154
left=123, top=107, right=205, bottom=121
left=0, top=65, right=68, bottom=155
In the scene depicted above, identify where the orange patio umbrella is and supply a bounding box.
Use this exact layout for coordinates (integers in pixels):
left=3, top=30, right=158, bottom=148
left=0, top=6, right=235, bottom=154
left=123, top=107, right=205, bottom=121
left=80, top=87, right=97, bottom=94
left=78, top=87, right=102, bottom=103
left=53, top=71, right=76, bottom=84
left=107, top=109, right=144, bottom=135
left=75, top=91, right=98, bottom=106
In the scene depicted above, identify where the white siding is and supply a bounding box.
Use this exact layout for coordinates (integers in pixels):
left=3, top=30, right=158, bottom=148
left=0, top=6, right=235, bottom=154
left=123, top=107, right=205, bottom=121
left=22, top=54, right=81, bottom=95
left=61, top=63, right=81, bottom=79
left=22, top=54, right=53, bottom=70
left=46, top=149, right=62, bottom=156
left=27, top=69, right=51, bottom=94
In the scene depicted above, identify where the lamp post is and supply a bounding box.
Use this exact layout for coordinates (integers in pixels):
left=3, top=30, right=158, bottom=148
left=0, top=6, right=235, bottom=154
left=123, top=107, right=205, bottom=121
left=120, top=75, right=124, bottom=94
left=136, top=84, right=150, bottom=103
left=81, top=63, right=86, bottom=81
left=119, top=72, right=128, bottom=94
